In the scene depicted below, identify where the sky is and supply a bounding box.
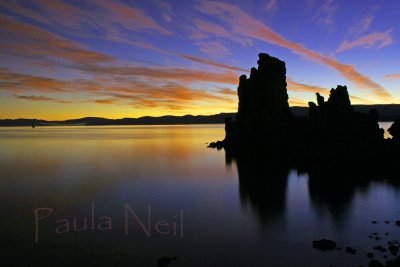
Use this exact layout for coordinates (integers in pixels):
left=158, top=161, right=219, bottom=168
left=0, top=0, right=399, bottom=120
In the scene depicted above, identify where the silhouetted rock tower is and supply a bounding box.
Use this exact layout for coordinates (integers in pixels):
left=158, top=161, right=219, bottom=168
left=225, top=53, right=293, bottom=148
left=237, top=53, right=291, bottom=122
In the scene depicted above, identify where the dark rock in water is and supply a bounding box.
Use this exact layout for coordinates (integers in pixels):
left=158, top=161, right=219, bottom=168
left=389, top=245, right=399, bottom=253
left=374, top=246, right=387, bottom=252
left=376, top=237, right=382, bottom=241
left=372, top=221, right=378, bottom=224
left=369, top=260, right=384, bottom=267
left=385, top=221, right=390, bottom=224
left=386, top=256, right=400, bottom=266
left=395, top=221, right=400, bottom=226
left=345, top=246, right=357, bottom=254
left=312, top=239, right=336, bottom=251
left=208, top=140, right=224, bottom=150
left=157, top=256, right=178, bottom=267
left=388, top=120, right=400, bottom=141
left=367, top=252, right=374, bottom=258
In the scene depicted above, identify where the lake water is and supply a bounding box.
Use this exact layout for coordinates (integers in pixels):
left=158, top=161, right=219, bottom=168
left=0, top=124, right=399, bottom=267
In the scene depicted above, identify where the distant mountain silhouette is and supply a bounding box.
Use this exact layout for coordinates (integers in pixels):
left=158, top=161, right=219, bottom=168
left=1, top=105, right=400, bottom=127
left=0, top=113, right=235, bottom=126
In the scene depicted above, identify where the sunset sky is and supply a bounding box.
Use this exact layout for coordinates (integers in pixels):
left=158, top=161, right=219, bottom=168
left=0, top=0, right=399, bottom=120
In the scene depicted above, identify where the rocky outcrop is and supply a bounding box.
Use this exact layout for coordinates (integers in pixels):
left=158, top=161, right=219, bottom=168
left=209, top=52, right=400, bottom=170
left=223, top=53, right=293, bottom=150
left=308, top=85, right=384, bottom=145
left=312, top=239, right=336, bottom=251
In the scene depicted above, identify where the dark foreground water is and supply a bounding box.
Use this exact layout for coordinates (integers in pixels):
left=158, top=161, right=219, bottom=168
left=0, top=124, right=399, bottom=267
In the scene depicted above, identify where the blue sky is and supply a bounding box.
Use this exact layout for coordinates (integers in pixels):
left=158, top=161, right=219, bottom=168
left=0, top=0, right=399, bottom=119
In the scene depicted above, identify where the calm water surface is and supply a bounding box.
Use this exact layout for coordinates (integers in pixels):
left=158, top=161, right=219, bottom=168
left=0, top=124, right=399, bottom=266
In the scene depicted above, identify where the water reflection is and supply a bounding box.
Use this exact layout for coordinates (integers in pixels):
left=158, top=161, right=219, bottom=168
left=227, top=149, right=400, bottom=226
left=1, top=125, right=400, bottom=266
left=235, top=156, right=289, bottom=224
left=307, top=165, right=370, bottom=221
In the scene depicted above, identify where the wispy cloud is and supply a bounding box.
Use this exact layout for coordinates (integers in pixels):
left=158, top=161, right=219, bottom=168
left=287, top=78, right=330, bottom=94
left=348, top=15, right=374, bottom=36
left=14, top=94, right=71, bottom=103
left=197, top=1, right=391, bottom=99
left=1, top=68, right=237, bottom=111
left=195, top=40, right=231, bottom=57
left=193, top=18, right=230, bottom=37
left=383, top=73, right=400, bottom=80
left=94, top=99, right=117, bottom=105
left=263, top=0, right=278, bottom=13
left=313, top=0, right=337, bottom=28
left=91, top=0, right=171, bottom=35
left=0, top=0, right=52, bottom=25
left=178, top=54, right=247, bottom=72
left=337, top=30, right=393, bottom=53
left=0, top=68, right=72, bottom=93
left=0, top=0, right=171, bottom=40
left=289, top=97, right=307, bottom=106
left=287, top=78, right=371, bottom=104
left=153, top=0, right=174, bottom=22
left=0, top=14, right=113, bottom=67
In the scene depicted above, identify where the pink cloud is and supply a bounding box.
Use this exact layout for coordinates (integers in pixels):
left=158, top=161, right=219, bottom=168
left=197, top=1, right=391, bottom=99
left=193, top=18, right=230, bottom=37
left=195, top=40, right=231, bottom=57
left=313, top=0, right=337, bottom=27
left=263, top=0, right=277, bottom=12
left=0, top=1, right=52, bottom=25
left=1, top=0, right=171, bottom=35
left=92, top=0, right=171, bottom=35
left=337, top=30, right=393, bottom=52
left=14, top=94, right=71, bottom=103
left=179, top=54, right=247, bottom=72
left=0, top=14, right=113, bottom=66
left=384, top=73, right=400, bottom=80
left=348, top=15, right=374, bottom=35
left=287, top=78, right=330, bottom=94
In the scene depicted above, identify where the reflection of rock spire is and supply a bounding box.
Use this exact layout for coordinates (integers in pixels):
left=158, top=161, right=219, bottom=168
left=235, top=156, right=289, bottom=224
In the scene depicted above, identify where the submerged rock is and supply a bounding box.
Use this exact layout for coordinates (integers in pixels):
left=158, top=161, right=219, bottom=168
left=345, top=246, right=357, bottom=254
left=389, top=245, right=399, bottom=253
left=157, top=256, right=178, bottom=267
left=374, top=246, right=387, bottom=252
left=367, top=252, right=374, bottom=258
left=369, top=260, right=384, bottom=267
left=312, top=239, right=336, bottom=251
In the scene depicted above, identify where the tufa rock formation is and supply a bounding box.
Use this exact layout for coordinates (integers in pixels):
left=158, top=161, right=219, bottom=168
left=223, top=53, right=294, bottom=151
left=210, top=52, right=400, bottom=167
left=307, top=85, right=384, bottom=146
